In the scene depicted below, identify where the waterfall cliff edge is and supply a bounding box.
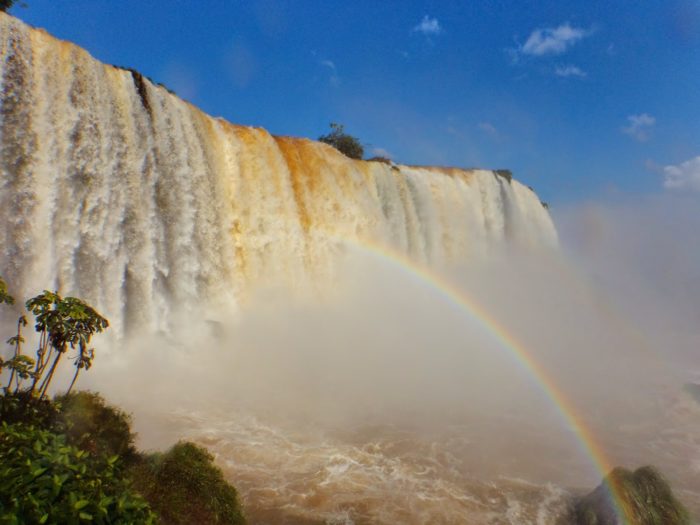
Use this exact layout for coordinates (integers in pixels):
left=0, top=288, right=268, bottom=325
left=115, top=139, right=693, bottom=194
left=0, top=13, right=557, bottom=334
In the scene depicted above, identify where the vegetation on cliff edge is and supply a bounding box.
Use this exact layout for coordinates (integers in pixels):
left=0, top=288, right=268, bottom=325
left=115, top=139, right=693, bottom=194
left=318, top=122, right=364, bottom=160
left=0, top=277, right=245, bottom=524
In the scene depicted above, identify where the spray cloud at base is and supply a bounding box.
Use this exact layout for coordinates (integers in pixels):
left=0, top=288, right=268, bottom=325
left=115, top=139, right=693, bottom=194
left=0, top=13, right=697, bottom=522
left=81, top=194, right=700, bottom=524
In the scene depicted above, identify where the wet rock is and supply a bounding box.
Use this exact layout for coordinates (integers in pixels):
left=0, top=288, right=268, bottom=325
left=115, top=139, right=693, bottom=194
left=494, top=169, right=513, bottom=183
left=572, top=466, right=690, bottom=525
left=682, top=383, right=700, bottom=405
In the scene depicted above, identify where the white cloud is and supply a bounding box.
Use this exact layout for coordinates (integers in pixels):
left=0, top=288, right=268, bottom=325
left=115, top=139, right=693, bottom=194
left=477, top=122, right=499, bottom=139
left=413, top=15, right=442, bottom=36
left=521, top=23, right=588, bottom=56
left=224, top=41, right=258, bottom=89
left=555, top=65, right=587, bottom=78
left=663, top=156, right=700, bottom=192
left=622, top=113, right=655, bottom=142
left=160, top=62, right=198, bottom=101
left=319, top=59, right=339, bottom=87
left=371, top=147, right=393, bottom=159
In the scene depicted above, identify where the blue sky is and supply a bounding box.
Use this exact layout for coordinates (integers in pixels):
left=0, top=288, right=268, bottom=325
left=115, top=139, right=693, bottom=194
left=10, top=0, right=700, bottom=204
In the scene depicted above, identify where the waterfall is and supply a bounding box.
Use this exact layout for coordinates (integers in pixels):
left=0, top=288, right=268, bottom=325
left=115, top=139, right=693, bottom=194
left=0, top=13, right=556, bottom=335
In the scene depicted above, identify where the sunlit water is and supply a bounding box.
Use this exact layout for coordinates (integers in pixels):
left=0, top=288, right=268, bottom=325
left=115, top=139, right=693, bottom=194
left=0, top=12, right=554, bottom=337
left=1, top=11, right=699, bottom=524
left=129, top=385, right=700, bottom=524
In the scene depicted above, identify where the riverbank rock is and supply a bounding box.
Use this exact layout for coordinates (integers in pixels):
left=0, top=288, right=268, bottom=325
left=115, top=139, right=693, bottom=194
left=573, top=466, right=690, bottom=525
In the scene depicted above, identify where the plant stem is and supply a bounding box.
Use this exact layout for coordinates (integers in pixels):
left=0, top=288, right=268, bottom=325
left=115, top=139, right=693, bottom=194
left=6, top=317, right=22, bottom=392
left=38, top=348, right=63, bottom=399
left=66, top=367, right=80, bottom=396
left=29, top=330, right=47, bottom=393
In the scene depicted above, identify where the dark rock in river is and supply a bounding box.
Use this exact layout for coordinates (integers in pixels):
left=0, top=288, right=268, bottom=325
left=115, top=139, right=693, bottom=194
left=572, top=466, right=690, bottom=525
left=683, top=383, right=700, bottom=405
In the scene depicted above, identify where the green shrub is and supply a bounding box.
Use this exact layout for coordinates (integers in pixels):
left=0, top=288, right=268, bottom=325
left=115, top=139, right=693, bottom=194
left=494, top=169, right=513, bottom=183
left=0, top=277, right=243, bottom=523
left=0, top=422, right=156, bottom=524
left=0, top=391, right=60, bottom=428
left=318, top=123, right=364, bottom=160
left=0, top=390, right=135, bottom=462
left=55, top=391, right=136, bottom=462
left=130, top=441, right=245, bottom=525
left=0, top=1, right=20, bottom=13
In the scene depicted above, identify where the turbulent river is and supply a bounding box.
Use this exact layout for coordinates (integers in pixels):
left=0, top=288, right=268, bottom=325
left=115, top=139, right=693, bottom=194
left=1, top=12, right=699, bottom=524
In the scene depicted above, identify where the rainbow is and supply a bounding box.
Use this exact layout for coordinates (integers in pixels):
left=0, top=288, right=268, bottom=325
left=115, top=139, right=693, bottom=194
left=346, top=239, right=631, bottom=524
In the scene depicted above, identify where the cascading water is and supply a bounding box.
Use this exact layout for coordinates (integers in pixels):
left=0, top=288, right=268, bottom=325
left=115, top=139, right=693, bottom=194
left=14, top=13, right=700, bottom=525
left=0, top=13, right=556, bottom=338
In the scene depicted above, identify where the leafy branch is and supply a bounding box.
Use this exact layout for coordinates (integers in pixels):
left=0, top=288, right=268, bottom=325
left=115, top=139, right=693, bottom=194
left=0, top=277, right=109, bottom=400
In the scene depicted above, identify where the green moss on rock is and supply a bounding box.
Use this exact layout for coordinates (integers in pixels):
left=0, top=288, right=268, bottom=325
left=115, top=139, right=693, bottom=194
left=683, top=383, right=700, bottom=405
left=55, top=391, right=137, bottom=461
left=574, top=466, right=690, bottom=525
left=130, top=441, right=246, bottom=525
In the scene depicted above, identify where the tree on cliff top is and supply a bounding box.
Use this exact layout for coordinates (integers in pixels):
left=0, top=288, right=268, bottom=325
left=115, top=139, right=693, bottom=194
left=0, top=0, right=22, bottom=12
left=319, top=123, right=364, bottom=160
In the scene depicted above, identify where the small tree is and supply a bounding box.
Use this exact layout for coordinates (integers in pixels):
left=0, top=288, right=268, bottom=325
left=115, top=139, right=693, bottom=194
left=318, top=122, right=364, bottom=160
left=0, top=0, right=23, bottom=12
left=0, top=278, right=109, bottom=399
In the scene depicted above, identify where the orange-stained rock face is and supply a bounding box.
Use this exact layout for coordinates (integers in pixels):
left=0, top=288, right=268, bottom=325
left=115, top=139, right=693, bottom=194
left=0, top=12, right=557, bottom=334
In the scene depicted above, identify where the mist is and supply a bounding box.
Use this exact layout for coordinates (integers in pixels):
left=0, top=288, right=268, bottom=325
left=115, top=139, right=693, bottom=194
left=0, top=9, right=696, bottom=524
left=75, top=192, right=700, bottom=523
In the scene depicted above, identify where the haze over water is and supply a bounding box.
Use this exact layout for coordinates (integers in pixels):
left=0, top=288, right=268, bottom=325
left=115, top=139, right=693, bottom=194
left=0, top=11, right=699, bottom=524
left=93, top=198, right=700, bottom=523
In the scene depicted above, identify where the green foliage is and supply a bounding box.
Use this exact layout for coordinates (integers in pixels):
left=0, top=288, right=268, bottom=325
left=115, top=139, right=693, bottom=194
left=0, top=0, right=25, bottom=12
left=0, top=277, right=109, bottom=399
left=26, top=292, right=108, bottom=357
left=3, top=354, right=32, bottom=383
left=318, top=123, right=364, bottom=160
left=0, top=392, right=245, bottom=524
left=0, top=277, right=14, bottom=305
left=0, top=1, right=17, bottom=12
left=0, top=391, right=59, bottom=428
left=367, top=156, right=400, bottom=172
left=0, top=422, right=156, bottom=524
left=0, top=390, right=135, bottom=461
left=55, top=391, right=137, bottom=461
left=575, top=466, right=690, bottom=525
left=0, top=277, right=243, bottom=523
left=494, top=169, right=513, bottom=183
left=130, top=442, right=245, bottom=525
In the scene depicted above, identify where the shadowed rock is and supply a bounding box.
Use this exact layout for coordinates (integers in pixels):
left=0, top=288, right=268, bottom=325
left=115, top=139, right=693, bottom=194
left=573, top=466, right=690, bottom=525
left=683, top=383, right=700, bottom=405
left=494, top=169, right=513, bottom=183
